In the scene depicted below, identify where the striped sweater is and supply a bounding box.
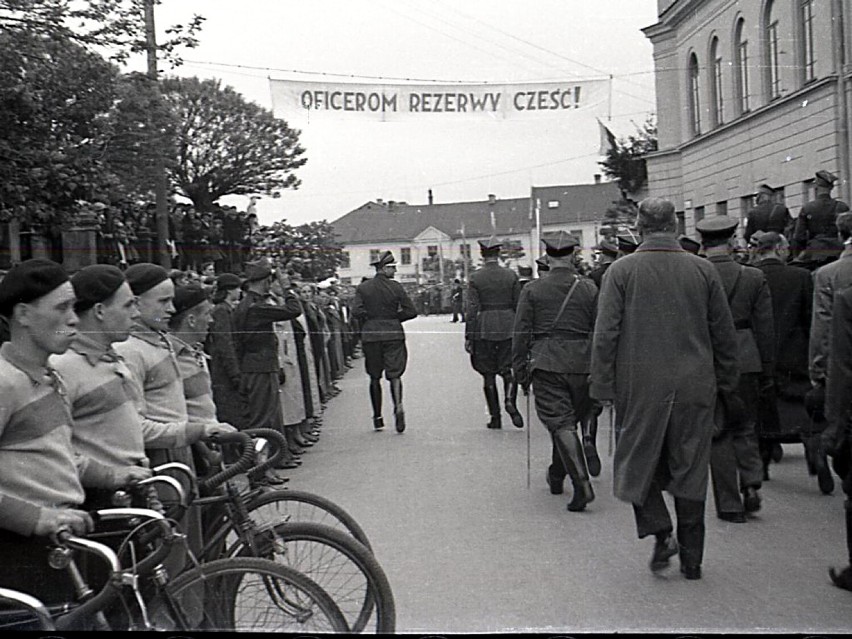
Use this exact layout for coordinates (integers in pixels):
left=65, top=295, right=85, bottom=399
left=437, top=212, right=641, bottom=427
left=170, top=335, right=219, bottom=427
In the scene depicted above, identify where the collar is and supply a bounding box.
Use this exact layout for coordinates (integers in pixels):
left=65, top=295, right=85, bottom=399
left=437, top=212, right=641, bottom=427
left=706, top=253, right=735, bottom=263
left=634, top=235, right=680, bottom=252
left=757, top=257, right=784, bottom=266
left=70, top=333, right=123, bottom=366
left=841, top=245, right=852, bottom=259
left=129, top=325, right=174, bottom=353
left=0, top=342, right=63, bottom=390
left=170, top=334, right=210, bottom=365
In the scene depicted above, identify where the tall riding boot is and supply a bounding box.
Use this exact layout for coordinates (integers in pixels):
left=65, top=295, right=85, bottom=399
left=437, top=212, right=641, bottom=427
left=829, top=501, right=852, bottom=591
left=369, top=378, right=384, bottom=430
left=805, top=433, right=835, bottom=493
left=674, top=497, right=705, bottom=579
left=389, top=377, right=405, bottom=433
left=581, top=412, right=601, bottom=477
left=552, top=427, right=595, bottom=511
left=501, top=372, right=524, bottom=428
left=484, top=376, right=501, bottom=429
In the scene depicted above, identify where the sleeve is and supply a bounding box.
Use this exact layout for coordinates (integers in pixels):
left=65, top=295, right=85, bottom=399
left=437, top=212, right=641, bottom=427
left=792, top=213, right=808, bottom=254
left=0, top=388, right=44, bottom=536
left=75, top=453, right=116, bottom=489
left=511, top=286, right=533, bottom=375
left=397, top=286, right=418, bottom=323
left=247, top=293, right=302, bottom=324
left=825, top=290, right=852, bottom=442
left=810, top=269, right=832, bottom=384
left=464, top=280, right=480, bottom=340
left=511, top=275, right=522, bottom=310
left=209, top=307, right=241, bottom=385
left=589, top=266, right=624, bottom=400
left=751, top=274, right=776, bottom=374
left=707, top=271, right=740, bottom=394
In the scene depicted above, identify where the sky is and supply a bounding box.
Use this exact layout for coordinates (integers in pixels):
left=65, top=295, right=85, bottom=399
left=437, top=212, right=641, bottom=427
left=136, top=1, right=659, bottom=226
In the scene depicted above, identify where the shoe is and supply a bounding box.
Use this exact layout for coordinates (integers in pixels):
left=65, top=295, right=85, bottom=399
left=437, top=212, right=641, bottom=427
left=545, top=471, right=564, bottom=495
left=258, top=472, right=289, bottom=486
left=680, top=564, right=702, bottom=580
left=395, top=409, right=406, bottom=433
left=771, top=443, right=783, bottom=463
left=288, top=446, right=305, bottom=457
left=584, top=441, right=601, bottom=478
left=486, top=416, right=502, bottom=429
left=742, top=487, right=762, bottom=513
left=829, top=566, right=852, bottom=592
left=817, top=462, right=835, bottom=495
left=650, top=534, right=679, bottom=573
left=762, top=464, right=770, bottom=482
left=275, top=459, right=301, bottom=470
left=718, top=511, right=746, bottom=523
left=566, top=480, right=594, bottom=512
left=373, top=417, right=385, bottom=431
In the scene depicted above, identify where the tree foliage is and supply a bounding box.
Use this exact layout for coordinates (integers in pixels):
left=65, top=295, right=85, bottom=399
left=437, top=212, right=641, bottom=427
left=253, top=219, right=343, bottom=281
left=599, top=116, right=658, bottom=197
left=600, top=199, right=639, bottom=236
left=160, top=77, right=307, bottom=212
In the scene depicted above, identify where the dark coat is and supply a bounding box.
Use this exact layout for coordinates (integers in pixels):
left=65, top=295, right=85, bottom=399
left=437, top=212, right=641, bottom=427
left=825, top=286, right=852, bottom=449
left=512, top=266, right=597, bottom=375
left=206, top=300, right=246, bottom=426
left=810, top=248, right=852, bottom=383
left=745, top=202, right=792, bottom=241
left=756, top=258, right=811, bottom=374
left=465, top=261, right=521, bottom=341
left=232, top=289, right=302, bottom=373
left=793, top=194, right=850, bottom=253
left=588, top=262, right=611, bottom=289
left=590, top=235, right=740, bottom=504
left=351, top=273, right=417, bottom=343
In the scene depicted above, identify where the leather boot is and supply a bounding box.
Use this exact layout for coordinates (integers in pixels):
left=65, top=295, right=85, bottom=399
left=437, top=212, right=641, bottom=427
left=816, top=442, right=835, bottom=495
left=552, top=427, right=594, bottom=511
left=390, top=377, right=405, bottom=433
left=830, top=500, right=852, bottom=592
left=674, top=497, right=705, bottom=580
left=803, top=434, right=819, bottom=476
left=501, top=373, right=524, bottom=428
left=484, top=377, right=501, bottom=429
left=581, top=412, right=601, bottom=477
left=369, top=378, right=384, bottom=430
left=285, top=425, right=305, bottom=456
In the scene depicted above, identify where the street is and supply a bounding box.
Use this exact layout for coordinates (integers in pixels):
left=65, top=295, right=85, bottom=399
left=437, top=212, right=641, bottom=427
left=287, top=315, right=850, bottom=634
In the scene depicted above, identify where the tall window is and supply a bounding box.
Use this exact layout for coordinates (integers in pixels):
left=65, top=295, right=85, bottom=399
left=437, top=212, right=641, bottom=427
left=734, top=18, right=750, bottom=114
left=800, top=0, right=815, bottom=83
left=765, top=0, right=782, bottom=99
left=716, top=200, right=728, bottom=216
left=688, top=53, right=701, bottom=136
left=400, top=247, right=411, bottom=265
left=694, top=206, right=706, bottom=225
left=369, top=249, right=381, bottom=265
left=340, top=251, right=350, bottom=269
left=427, top=245, right=438, bottom=258
left=710, top=36, right=723, bottom=127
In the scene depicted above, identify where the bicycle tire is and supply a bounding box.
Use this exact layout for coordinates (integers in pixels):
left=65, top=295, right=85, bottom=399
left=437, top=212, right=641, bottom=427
left=148, top=557, right=349, bottom=633
left=229, top=521, right=395, bottom=633
left=245, top=488, right=373, bottom=550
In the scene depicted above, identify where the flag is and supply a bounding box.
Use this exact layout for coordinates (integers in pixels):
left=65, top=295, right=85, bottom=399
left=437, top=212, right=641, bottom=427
left=598, top=118, right=617, bottom=155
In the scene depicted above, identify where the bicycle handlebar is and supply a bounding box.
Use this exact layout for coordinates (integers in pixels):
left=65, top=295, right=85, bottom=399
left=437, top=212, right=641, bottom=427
left=243, top=428, right=288, bottom=477
left=198, top=430, right=256, bottom=495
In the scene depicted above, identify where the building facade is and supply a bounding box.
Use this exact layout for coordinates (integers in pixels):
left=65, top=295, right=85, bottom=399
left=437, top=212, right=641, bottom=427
left=643, top=0, right=852, bottom=236
left=331, top=182, right=622, bottom=284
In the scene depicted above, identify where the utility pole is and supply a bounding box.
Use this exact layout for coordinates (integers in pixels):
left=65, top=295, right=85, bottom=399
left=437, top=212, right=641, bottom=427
left=144, top=0, right=171, bottom=268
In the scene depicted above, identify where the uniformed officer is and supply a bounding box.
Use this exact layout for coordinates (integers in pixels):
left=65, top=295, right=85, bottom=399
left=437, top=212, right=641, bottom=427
left=697, top=216, right=775, bottom=523
left=351, top=251, right=418, bottom=432
left=745, top=184, right=792, bottom=242
left=589, top=238, right=618, bottom=288
left=616, top=229, right=640, bottom=256
left=465, top=237, right=523, bottom=429
left=512, top=231, right=598, bottom=511
left=793, top=170, right=850, bottom=265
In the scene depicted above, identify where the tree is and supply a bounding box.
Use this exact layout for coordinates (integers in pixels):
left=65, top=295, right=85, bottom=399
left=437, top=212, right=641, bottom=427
left=600, top=199, right=639, bottom=237
left=599, top=116, right=658, bottom=197
left=251, top=219, right=344, bottom=281
left=160, top=77, right=307, bottom=212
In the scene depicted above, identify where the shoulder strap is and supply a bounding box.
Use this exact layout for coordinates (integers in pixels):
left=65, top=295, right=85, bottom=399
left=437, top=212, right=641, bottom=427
left=726, top=265, right=744, bottom=305
left=548, top=275, right=581, bottom=334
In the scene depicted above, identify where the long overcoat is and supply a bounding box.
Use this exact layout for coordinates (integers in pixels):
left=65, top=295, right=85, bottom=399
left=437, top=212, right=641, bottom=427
left=590, top=235, right=740, bottom=504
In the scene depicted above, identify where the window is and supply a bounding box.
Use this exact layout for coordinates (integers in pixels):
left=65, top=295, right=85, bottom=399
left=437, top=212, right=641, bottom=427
left=688, top=52, right=701, bottom=136
left=734, top=18, right=750, bottom=114
left=694, top=206, right=705, bottom=225
left=803, top=179, right=816, bottom=203
left=547, top=200, right=560, bottom=209
left=369, top=249, right=381, bottom=265
left=460, top=243, right=471, bottom=259
left=710, top=36, right=723, bottom=127
left=800, top=0, right=815, bottom=83
left=716, top=201, right=728, bottom=216
left=427, top=245, right=438, bottom=258
left=340, top=251, right=350, bottom=269
left=676, top=211, right=686, bottom=236
left=765, top=0, right=782, bottom=99
left=400, top=247, right=411, bottom=265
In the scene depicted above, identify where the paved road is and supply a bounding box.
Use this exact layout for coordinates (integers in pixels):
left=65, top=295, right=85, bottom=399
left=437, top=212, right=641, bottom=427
left=286, top=315, right=850, bottom=633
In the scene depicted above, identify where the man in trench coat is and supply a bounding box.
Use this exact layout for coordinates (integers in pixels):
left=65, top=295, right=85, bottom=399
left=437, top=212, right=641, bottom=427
left=590, top=198, right=740, bottom=580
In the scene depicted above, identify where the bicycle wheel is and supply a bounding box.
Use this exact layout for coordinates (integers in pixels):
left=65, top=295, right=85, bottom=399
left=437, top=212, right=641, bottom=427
left=148, top=557, right=349, bottom=633
left=245, top=488, right=373, bottom=550
left=229, top=521, right=395, bottom=633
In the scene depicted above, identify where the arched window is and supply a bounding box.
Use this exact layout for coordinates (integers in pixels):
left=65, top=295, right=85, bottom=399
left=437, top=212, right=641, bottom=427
left=734, top=17, right=750, bottom=114
left=710, top=36, right=723, bottom=127
left=764, top=0, right=781, bottom=99
left=799, top=0, right=815, bottom=83
left=688, top=52, right=701, bottom=136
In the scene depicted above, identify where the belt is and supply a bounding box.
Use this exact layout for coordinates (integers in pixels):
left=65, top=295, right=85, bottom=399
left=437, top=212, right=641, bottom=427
left=734, top=319, right=752, bottom=330
left=533, top=332, right=589, bottom=341
left=479, top=304, right=514, bottom=311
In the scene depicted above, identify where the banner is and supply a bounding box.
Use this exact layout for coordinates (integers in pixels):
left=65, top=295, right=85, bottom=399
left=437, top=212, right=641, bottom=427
left=270, top=78, right=610, bottom=122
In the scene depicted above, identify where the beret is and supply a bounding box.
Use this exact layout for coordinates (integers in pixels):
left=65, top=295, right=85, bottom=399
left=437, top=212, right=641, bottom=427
left=0, top=258, right=69, bottom=318
left=125, top=263, right=169, bottom=296
left=695, top=215, right=739, bottom=238
left=216, top=273, right=242, bottom=290
left=541, top=230, right=579, bottom=256
left=478, top=237, right=502, bottom=252
left=369, top=251, right=397, bottom=268
left=71, top=265, right=126, bottom=313
left=244, top=260, right=273, bottom=282
left=173, top=284, right=209, bottom=316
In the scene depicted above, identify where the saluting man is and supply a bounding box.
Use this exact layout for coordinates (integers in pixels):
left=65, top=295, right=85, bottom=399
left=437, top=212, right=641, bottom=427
left=466, top=237, right=524, bottom=430
left=351, top=251, right=418, bottom=432
left=513, top=232, right=598, bottom=512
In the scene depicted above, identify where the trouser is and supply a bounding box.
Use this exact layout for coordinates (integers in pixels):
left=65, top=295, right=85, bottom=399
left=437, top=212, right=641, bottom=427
left=532, top=370, right=592, bottom=478
left=241, top=371, right=285, bottom=433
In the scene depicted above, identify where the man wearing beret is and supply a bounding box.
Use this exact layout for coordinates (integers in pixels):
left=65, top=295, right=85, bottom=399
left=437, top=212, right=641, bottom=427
left=465, top=237, right=524, bottom=430
left=207, top=273, right=246, bottom=428
left=0, top=258, right=94, bottom=604
left=352, top=251, right=418, bottom=432
left=513, top=231, right=598, bottom=512
left=51, top=265, right=153, bottom=509
left=697, top=215, right=774, bottom=523
left=591, top=198, right=740, bottom=580
left=745, top=184, right=792, bottom=243
left=231, top=260, right=303, bottom=458
left=793, top=170, right=850, bottom=264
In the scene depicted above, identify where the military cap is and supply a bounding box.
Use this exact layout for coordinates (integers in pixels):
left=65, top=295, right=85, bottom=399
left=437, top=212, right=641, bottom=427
left=815, top=170, right=838, bottom=188
left=126, top=263, right=169, bottom=296
left=0, top=258, right=69, bottom=318
left=594, top=238, right=619, bottom=257
left=244, top=260, right=273, bottom=282
left=215, top=273, right=242, bottom=290
left=678, top=234, right=701, bottom=255
left=541, top=230, right=579, bottom=257
left=71, top=264, right=126, bottom=313
left=535, top=255, right=550, bottom=272
left=478, top=236, right=503, bottom=252
left=172, top=284, right=209, bottom=316
left=369, top=250, right=397, bottom=268
left=756, top=184, right=775, bottom=196
left=695, top=215, right=739, bottom=239
left=616, top=229, right=640, bottom=252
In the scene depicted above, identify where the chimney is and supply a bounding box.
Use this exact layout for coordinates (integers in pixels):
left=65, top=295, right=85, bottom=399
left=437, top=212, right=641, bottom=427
left=376, top=198, right=384, bottom=206
left=428, top=189, right=434, bottom=205
left=388, top=200, right=396, bottom=210
left=593, top=174, right=601, bottom=184
left=488, top=193, right=497, bottom=205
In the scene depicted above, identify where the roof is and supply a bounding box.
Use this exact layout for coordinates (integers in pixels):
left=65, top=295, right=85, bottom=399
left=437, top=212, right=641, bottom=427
left=331, top=181, right=622, bottom=245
